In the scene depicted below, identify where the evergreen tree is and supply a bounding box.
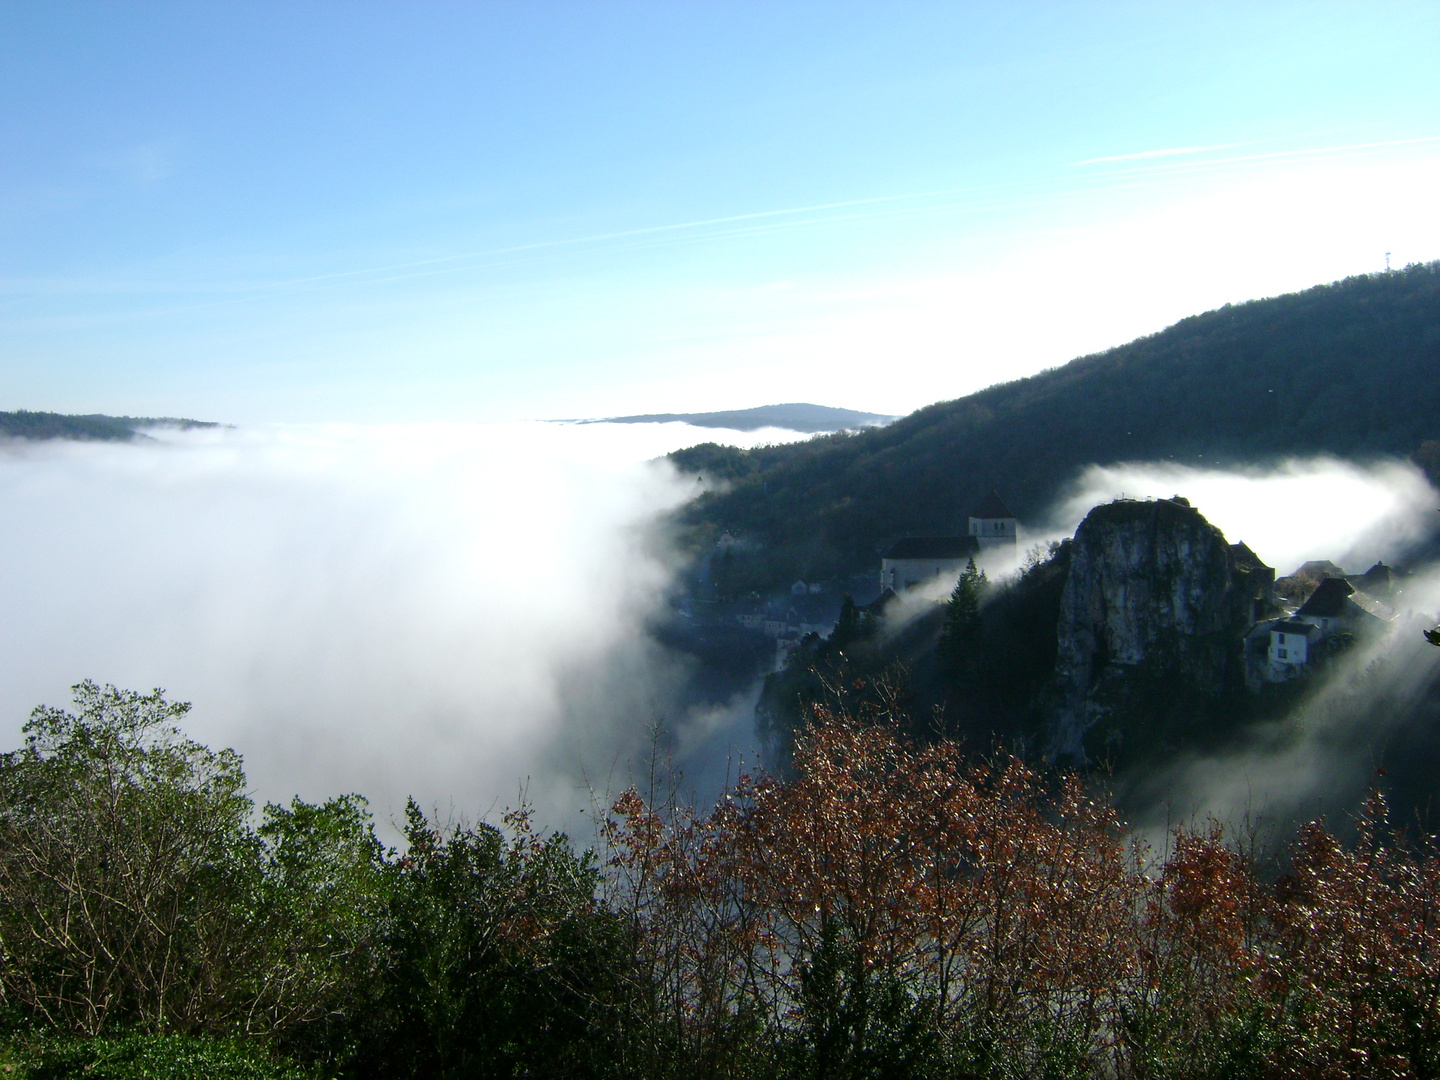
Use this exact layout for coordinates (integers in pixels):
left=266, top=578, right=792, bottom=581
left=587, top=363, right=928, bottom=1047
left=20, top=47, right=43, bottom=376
left=830, top=595, right=862, bottom=651
left=940, top=559, right=987, bottom=673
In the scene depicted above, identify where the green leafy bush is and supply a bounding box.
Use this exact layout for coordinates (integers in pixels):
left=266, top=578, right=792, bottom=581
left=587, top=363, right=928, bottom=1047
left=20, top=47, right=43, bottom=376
left=17, top=1034, right=303, bottom=1080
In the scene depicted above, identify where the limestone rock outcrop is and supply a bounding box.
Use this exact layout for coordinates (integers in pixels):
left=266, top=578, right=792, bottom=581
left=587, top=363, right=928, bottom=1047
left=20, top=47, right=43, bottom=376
left=1050, top=497, right=1270, bottom=762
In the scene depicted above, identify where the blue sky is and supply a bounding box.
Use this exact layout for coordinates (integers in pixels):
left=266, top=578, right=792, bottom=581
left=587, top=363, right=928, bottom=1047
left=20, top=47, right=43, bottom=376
left=3, top=2, right=1438, bottom=423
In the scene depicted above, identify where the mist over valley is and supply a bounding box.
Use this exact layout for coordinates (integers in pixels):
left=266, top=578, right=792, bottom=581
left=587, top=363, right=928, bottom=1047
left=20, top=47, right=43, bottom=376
left=5, top=267, right=1440, bottom=842
left=7, top=7, right=1440, bottom=1072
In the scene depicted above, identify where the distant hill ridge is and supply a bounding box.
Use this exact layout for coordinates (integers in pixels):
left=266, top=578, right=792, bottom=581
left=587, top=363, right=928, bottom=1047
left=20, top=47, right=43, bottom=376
left=581, top=403, right=893, bottom=433
left=0, top=410, right=218, bottom=441
left=670, top=262, right=1440, bottom=592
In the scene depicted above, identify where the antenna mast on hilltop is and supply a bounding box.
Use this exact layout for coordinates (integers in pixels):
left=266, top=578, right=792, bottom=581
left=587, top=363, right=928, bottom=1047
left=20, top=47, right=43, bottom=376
left=1386, top=252, right=1392, bottom=272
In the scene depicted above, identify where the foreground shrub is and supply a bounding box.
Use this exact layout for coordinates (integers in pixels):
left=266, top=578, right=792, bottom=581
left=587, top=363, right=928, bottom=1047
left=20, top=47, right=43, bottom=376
left=0, top=683, right=264, bottom=1036
left=12, top=1033, right=304, bottom=1080
left=1267, top=794, right=1440, bottom=1079
left=7, top=683, right=1440, bottom=1077
left=339, top=800, right=632, bottom=1080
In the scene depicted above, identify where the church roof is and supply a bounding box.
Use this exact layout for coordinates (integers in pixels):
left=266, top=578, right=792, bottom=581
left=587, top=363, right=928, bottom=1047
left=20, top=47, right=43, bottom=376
left=883, top=536, right=980, bottom=560
left=971, top=490, right=1015, bottom=520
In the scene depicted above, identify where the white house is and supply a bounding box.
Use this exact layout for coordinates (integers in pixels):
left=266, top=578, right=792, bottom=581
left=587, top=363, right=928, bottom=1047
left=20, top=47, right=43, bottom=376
left=1268, top=618, right=1319, bottom=678
left=968, top=490, right=1018, bottom=551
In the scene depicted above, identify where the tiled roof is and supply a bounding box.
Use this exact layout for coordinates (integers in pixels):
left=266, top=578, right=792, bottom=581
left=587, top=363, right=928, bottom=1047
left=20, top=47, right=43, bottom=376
left=883, top=536, right=980, bottom=560
left=865, top=588, right=898, bottom=615
left=1347, top=590, right=1395, bottom=622
left=1296, top=577, right=1354, bottom=617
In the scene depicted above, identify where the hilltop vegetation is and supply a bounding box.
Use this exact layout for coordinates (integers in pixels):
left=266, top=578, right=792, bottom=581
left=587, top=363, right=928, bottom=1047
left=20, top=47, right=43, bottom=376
left=0, top=410, right=217, bottom=441
left=670, top=263, right=1440, bottom=592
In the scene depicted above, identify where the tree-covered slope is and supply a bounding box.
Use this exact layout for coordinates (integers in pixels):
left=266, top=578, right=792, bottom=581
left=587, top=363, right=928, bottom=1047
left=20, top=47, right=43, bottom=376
left=671, top=263, right=1440, bottom=589
left=0, top=410, right=217, bottom=441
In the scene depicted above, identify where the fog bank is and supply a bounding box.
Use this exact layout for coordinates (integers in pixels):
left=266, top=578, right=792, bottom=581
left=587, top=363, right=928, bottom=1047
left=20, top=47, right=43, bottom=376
left=0, top=421, right=800, bottom=835
left=1053, top=457, right=1438, bottom=574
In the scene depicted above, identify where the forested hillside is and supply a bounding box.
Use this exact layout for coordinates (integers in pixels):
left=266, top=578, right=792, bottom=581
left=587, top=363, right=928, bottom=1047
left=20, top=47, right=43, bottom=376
left=670, top=263, right=1440, bottom=591
left=0, top=410, right=217, bottom=441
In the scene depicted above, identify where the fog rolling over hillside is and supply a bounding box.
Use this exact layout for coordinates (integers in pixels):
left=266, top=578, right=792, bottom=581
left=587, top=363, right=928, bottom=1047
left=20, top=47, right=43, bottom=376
left=587, top=403, right=894, bottom=433
left=671, top=264, right=1440, bottom=593
left=5, top=270, right=1440, bottom=838
left=0, top=421, right=807, bottom=836
left=1054, top=464, right=1440, bottom=829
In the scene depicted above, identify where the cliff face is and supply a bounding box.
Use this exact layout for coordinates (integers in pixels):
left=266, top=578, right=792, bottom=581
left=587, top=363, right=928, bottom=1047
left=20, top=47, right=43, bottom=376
left=1050, top=498, right=1263, bottom=763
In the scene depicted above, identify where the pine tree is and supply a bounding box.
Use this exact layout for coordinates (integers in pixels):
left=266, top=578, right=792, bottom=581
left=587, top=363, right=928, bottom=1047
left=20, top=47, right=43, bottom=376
left=940, top=558, right=987, bottom=671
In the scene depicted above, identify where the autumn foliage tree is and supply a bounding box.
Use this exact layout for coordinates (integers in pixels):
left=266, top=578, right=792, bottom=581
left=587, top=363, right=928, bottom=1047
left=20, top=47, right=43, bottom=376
left=606, top=706, right=1440, bottom=1080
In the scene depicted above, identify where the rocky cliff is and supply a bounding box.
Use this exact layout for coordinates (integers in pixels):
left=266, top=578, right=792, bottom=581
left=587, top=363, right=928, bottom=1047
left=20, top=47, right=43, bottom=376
left=1050, top=497, right=1270, bottom=763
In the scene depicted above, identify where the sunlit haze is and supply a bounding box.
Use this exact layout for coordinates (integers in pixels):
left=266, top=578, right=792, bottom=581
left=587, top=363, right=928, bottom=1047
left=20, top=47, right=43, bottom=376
left=2, top=424, right=1433, bottom=832
left=3, top=3, right=1438, bottom=422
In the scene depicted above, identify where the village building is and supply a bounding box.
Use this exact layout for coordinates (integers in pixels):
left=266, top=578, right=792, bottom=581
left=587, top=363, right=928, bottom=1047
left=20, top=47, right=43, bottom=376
left=1347, top=560, right=1405, bottom=601
left=1268, top=618, right=1320, bottom=677
left=880, top=535, right=980, bottom=591
left=1294, top=576, right=1395, bottom=636
left=736, top=589, right=841, bottom=641
left=877, top=491, right=1020, bottom=591
left=1292, top=559, right=1347, bottom=581
left=968, top=490, right=1019, bottom=550
left=1230, top=541, right=1277, bottom=622
left=1245, top=561, right=1402, bottom=685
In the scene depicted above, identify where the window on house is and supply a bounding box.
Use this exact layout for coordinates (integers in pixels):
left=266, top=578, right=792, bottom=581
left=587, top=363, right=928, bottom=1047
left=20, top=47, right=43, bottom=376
left=1278, top=648, right=1288, bottom=659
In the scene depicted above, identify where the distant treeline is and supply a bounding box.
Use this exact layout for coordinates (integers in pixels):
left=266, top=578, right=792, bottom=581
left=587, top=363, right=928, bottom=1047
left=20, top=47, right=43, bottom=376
left=671, top=262, right=1440, bottom=593
left=6, top=682, right=1440, bottom=1079
left=0, top=410, right=217, bottom=442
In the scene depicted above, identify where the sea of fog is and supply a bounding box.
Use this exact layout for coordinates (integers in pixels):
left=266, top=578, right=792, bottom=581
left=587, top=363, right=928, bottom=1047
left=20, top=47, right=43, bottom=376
left=1, top=421, right=1437, bottom=838
left=0, top=421, right=806, bottom=837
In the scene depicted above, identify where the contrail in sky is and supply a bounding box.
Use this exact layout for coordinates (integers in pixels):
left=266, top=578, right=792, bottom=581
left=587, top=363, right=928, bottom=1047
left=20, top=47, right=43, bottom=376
left=247, top=136, right=1438, bottom=294
left=3, top=135, right=1436, bottom=318
left=1068, top=142, right=1254, bottom=166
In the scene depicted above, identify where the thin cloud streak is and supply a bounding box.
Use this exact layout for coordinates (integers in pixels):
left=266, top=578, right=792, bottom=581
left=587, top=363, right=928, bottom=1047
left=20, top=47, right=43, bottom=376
left=3, top=134, right=1435, bottom=316
left=1068, top=142, right=1254, bottom=166
left=1094, top=134, right=1440, bottom=179
left=236, top=136, right=1439, bottom=295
